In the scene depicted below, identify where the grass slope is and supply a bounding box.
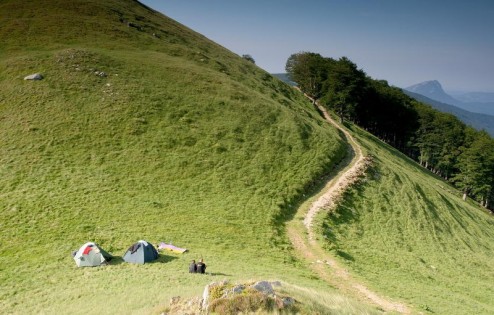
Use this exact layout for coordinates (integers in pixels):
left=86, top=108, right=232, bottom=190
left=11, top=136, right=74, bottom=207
left=320, top=125, right=494, bottom=314
left=0, top=0, right=357, bottom=313
left=2, top=1, right=493, bottom=314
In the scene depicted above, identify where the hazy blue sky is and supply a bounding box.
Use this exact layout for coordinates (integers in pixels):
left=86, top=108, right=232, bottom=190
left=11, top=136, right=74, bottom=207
left=141, top=0, right=494, bottom=92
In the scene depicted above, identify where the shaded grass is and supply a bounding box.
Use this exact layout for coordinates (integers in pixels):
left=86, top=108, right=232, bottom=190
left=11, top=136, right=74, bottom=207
left=321, top=126, right=494, bottom=314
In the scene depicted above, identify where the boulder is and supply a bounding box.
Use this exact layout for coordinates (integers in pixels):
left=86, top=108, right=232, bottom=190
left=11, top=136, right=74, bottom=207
left=202, top=280, right=230, bottom=311
left=251, top=281, right=274, bottom=295
left=94, top=71, right=107, bottom=77
left=201, top=283, right=209, bottom=310
left=24, top=73, right=43, bottom=80
left=282, top=297, right=295, bottom=307
left=231, top=284, right=245, bottom=295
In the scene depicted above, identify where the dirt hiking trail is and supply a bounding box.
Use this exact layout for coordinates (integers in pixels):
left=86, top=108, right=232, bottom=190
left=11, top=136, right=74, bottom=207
left=287, top=101, right=411, bottom=314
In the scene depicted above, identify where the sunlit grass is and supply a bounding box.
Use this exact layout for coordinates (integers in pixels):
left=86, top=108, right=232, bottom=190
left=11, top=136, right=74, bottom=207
left=0, top=1, right=349, bottom=311
left=278, top=283, right=382, bottom=315
left=2, top=1, right=493, bottom=314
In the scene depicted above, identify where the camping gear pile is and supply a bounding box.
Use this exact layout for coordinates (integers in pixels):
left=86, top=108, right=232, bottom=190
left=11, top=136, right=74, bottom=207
left=73, top=240, right=186, bottom=267
left=158, top=242, right=187, bottom=253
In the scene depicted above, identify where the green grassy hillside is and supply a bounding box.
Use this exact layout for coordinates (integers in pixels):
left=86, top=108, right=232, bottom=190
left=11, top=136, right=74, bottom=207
left=2, top=1, right=494, bottom=314
left=320, top=124, right=494, bottom=314
left=0, top=0, right=354, bottom=314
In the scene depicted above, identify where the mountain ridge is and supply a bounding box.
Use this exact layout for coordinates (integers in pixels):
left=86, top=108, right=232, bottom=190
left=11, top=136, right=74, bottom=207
left=406, top=80, right=460, bottom=105
left=406, top=80, right=494, bottom=115
left=404, top=80, right=494, bottom=135
left=453, top=91, right=494, bottom=103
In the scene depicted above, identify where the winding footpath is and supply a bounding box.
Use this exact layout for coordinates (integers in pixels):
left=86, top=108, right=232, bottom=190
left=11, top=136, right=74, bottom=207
left=287, top=102, right=411, bottom=314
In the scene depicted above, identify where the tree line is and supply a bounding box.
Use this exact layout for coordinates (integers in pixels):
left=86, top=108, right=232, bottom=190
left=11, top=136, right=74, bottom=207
left=286, top=52, right=494, bottom=210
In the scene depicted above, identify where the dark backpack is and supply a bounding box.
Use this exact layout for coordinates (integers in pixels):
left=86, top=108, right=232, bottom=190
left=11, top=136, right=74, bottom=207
left=196, top=262, right=205, bottom=273
left=189, top=262, right=197, bottom=273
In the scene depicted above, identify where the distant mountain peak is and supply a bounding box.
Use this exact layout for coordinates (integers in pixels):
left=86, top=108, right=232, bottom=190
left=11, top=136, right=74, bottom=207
left=406, top=80, right=444, bottom=94
left=405, top=80, right=460, bottom=106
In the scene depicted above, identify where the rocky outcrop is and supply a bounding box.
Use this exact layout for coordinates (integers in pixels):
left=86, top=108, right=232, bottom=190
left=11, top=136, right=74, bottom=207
left=163, top=280, right=296, bottom=315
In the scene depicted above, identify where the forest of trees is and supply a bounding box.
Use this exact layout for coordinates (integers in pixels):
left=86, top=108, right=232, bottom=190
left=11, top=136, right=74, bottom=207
left=286, top=52, right=494, bottom=210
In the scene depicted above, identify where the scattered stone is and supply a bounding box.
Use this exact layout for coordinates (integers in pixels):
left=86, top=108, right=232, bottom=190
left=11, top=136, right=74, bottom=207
left=282, top=296, right=295, bottom=307
left=231, top=284, right=245, bottom=295
left=94, top=71, right=107, bottom=77
left=201, top=282, right=211, bottom=311
left=24, top=73, right=43, bottom=80
left=250, top=281, right=274, bottom=295
left=169, top=296, right=181, bottom=305
left=127, top=22, right=142, bottom=31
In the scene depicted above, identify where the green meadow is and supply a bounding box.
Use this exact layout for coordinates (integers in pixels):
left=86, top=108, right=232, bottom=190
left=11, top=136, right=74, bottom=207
left=1, top=0, right=494, bottom=314
left=0, top=0, right=351, bottom=313
left=0, top=39, right=349, bottom=315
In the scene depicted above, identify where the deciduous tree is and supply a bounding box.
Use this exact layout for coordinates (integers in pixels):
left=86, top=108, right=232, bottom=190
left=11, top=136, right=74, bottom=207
left=452, top=130, right=494, bottom=205
left=320, top=57, right=366, bottom=122
left=285, top=52, right=329, bottom=101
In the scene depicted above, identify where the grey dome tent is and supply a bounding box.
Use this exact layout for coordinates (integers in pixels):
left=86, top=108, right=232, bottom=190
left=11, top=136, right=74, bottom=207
left=123, top=240, right=158, bottom=264
left=73, top=242, right=112, bottom=267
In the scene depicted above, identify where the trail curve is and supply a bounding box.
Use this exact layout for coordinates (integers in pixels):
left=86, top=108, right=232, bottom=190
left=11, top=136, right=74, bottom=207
left=287, top=101, right=411, bottom=314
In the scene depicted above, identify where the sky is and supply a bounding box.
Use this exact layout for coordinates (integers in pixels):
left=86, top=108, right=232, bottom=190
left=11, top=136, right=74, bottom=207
left=140, top=0, right=494, bottom=93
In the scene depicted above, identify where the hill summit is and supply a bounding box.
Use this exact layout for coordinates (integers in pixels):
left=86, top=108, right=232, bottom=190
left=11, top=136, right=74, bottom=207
left=0, top=0, right=347, bottom=314
left=404, top=80, right=494, bottom=136
left=405, top=80, right=460, bottom=105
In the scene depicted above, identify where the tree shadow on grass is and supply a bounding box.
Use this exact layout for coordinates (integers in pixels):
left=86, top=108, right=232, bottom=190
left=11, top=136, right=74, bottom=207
left=415, top=184, right=441, bottom=220
left=335, top=249, right=355, bottom=262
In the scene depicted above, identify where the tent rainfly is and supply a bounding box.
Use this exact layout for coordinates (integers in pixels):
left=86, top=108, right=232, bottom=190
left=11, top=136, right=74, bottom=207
left=123, top=240, right=158, bottom=264
left=73, top=242, right=112, bottom=267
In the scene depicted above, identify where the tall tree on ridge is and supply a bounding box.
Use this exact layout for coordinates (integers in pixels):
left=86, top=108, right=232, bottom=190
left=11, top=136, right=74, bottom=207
left=321, top=57, right=366, bottom=123
left=285, top=52, right=329, bottom=102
